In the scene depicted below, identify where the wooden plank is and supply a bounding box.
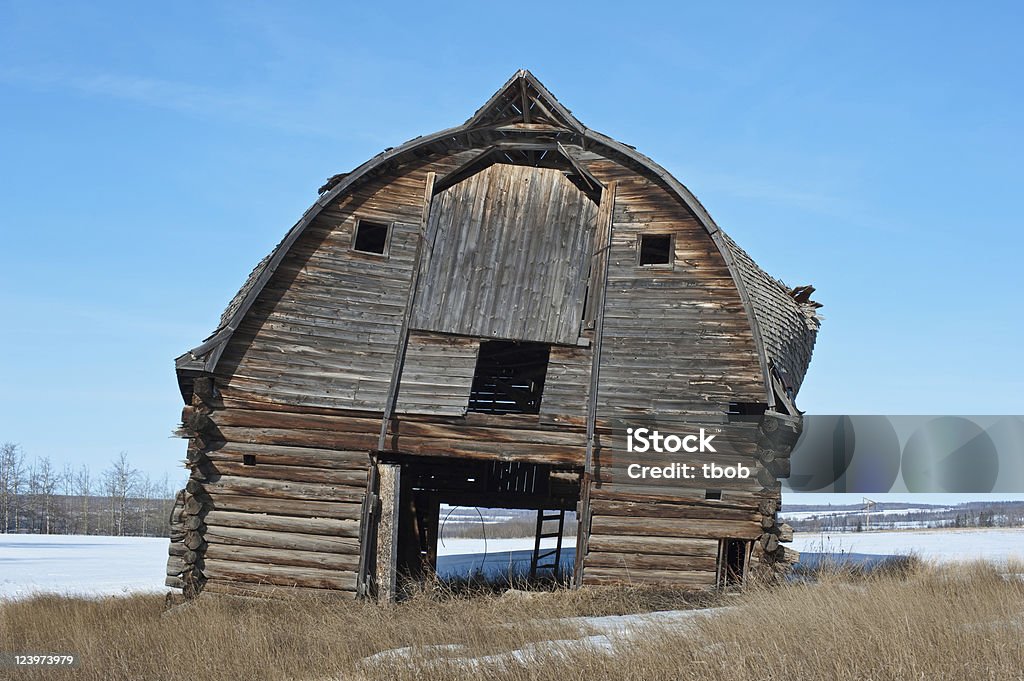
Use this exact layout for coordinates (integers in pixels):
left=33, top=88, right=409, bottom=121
left=200, top=476, right=364, bottom=503
left=585, top=552, right=717, bottom=572
left=204, top=543, right=359, bottom=572
left=590, top=515, right=761, bottom=540
left=582, top=566, right=716, bottom=588
left=204, top=510, right=360, bottom=537
left=586, top=534, right=719, bottom=557
left=201, top=558, right=357, bottom=592
left=208, top=494, right=362, bottom=520
left=203, top=524, right=360, bottom=554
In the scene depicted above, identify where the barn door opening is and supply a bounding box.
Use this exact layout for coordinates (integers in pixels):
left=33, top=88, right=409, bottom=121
left=718, top=538, right=751, bottom=588
left=373, top=454, right=580, bottom=599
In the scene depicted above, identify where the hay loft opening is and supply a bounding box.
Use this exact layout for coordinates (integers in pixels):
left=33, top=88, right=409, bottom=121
left=638, top=233, right=673, bottom=266
left=352, top=219, right=390, bottom=255
left=468, top=341, right=550, bottom=415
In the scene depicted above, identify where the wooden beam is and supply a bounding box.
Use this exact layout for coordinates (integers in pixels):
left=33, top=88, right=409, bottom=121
left=520, top=78, right=532, bottom=124
left=375, top=463, right=401, bottom=603
left=575, top=181, right=616, bottom=588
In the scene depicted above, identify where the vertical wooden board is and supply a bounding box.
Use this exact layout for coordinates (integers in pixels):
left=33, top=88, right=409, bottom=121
left=375, top=464, right=400, bottom=602
left=411, top=164, right=598, bottom=345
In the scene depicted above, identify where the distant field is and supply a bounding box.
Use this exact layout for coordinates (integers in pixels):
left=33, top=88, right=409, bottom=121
left=791, top=528, right=1024, bottom=563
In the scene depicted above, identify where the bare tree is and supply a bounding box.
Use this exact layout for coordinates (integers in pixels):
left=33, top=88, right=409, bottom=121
left=37, top=457, right=60, bottom=534
left=61, top=463, right=75, bottom=534
left=103, top=452, right=139, bottom=536
left=0, top=443, right=25, bottom=533
left=75, top=464, right=92, bottom=535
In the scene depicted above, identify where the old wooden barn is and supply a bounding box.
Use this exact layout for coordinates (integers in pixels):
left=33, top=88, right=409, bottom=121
left=166, top=70, right=821, bottom=600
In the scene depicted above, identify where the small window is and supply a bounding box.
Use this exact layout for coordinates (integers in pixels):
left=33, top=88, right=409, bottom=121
left=638, top=234, right=673, bottom=266
left=353, top=219, right=390, bottom=255
left=468, top=341, right=550, bottom=415
left=243, top=454, right=256, bottom=466
left=706, top=489, right=722, bottom=501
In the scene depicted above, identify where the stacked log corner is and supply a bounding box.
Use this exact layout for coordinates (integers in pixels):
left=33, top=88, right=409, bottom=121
left=749, top=410, right=801, bottom=579
left=166, top=375, right=216, bottom=597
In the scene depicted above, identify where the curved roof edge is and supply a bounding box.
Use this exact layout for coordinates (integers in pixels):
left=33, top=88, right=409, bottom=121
left=178, top=69, right=819, bottom=410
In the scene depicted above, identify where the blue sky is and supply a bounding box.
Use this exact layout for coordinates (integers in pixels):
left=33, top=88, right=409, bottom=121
left=1, top=2, right=1022, bottom=502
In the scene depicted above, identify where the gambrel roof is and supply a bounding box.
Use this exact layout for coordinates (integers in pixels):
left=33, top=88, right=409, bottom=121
left=177, top=70, right=820, bottom=409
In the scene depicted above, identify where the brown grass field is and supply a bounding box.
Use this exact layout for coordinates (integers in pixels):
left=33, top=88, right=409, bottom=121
left=1, top=559, right=1022, bottom=680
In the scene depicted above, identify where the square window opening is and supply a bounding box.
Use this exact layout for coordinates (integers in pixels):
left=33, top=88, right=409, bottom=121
left=705, top=489, right=722, bottom=501
left=468, top=341, right=550, bottom=415
left=638, top=234, right=673, bottom=266
left=353, top=220, right=390, bottom=255
left=242, top=454, right=256, bottom=466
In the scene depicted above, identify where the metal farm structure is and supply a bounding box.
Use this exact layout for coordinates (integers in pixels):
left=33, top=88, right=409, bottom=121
left=166, top=71, right=821, bottom=600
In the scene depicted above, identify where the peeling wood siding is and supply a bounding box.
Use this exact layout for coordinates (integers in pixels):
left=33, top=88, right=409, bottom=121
left=411, top=163, right=597, bottom=345
left=395, top=332, right=478, bottom=416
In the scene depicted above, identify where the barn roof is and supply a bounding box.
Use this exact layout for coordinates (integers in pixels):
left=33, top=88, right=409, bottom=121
left=176, top=70, right=820, bottom=409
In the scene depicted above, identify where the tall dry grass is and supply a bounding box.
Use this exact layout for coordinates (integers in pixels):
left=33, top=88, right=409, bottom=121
left=1, top=561, right=1022, bottom=680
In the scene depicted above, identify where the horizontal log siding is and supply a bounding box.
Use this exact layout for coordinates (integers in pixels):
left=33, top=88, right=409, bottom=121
left=215, top=154, right=472, bottom=412
left=395, top=332, right=478, bottom=416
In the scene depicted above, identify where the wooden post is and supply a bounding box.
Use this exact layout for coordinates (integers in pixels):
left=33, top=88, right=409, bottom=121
left=375, top=463, right=401, bottom=603
left=377, top=171, right=437, bottom=451
left=574, top=181, right=616, bottom=589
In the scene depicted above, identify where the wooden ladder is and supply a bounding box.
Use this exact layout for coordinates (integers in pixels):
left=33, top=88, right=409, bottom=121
left=529, top=509, right=566, bottom=580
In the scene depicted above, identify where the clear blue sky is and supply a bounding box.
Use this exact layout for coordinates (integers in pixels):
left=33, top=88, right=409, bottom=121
left=1, top=2, right=1022, bottom=500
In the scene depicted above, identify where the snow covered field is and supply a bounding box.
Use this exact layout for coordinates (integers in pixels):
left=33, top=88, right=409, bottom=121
left=2, top=528, right=1021, bottom=601
left=791, top=528, right=1024, bottom=563
left=0, top=535, right=168, bottom=600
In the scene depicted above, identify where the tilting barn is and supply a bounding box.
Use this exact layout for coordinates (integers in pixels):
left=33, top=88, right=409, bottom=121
left=166, top=70, right=821, bottom=599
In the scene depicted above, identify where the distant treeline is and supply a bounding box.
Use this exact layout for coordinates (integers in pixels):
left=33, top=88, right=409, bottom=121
left=0, top=442, right=181, bottom=537
left=787, top=501, right=1024, bottom=533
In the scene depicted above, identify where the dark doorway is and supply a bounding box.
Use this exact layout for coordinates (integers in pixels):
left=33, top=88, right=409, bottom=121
left=718, top=539, right=750, bottom=587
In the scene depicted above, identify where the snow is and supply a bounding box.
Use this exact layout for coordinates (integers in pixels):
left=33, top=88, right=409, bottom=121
left=792, top=528, right=1024, bottom=563
left=0, top=535, right=168, bottom=600
left=436, top=537, right=575, bottom=580
left=781, top=507, right=949, bottom=521
left=359, top=607, right=728, bottom=670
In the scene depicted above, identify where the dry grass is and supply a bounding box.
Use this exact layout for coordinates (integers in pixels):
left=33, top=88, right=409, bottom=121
left=2, top=561, right=1023, bottom=680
